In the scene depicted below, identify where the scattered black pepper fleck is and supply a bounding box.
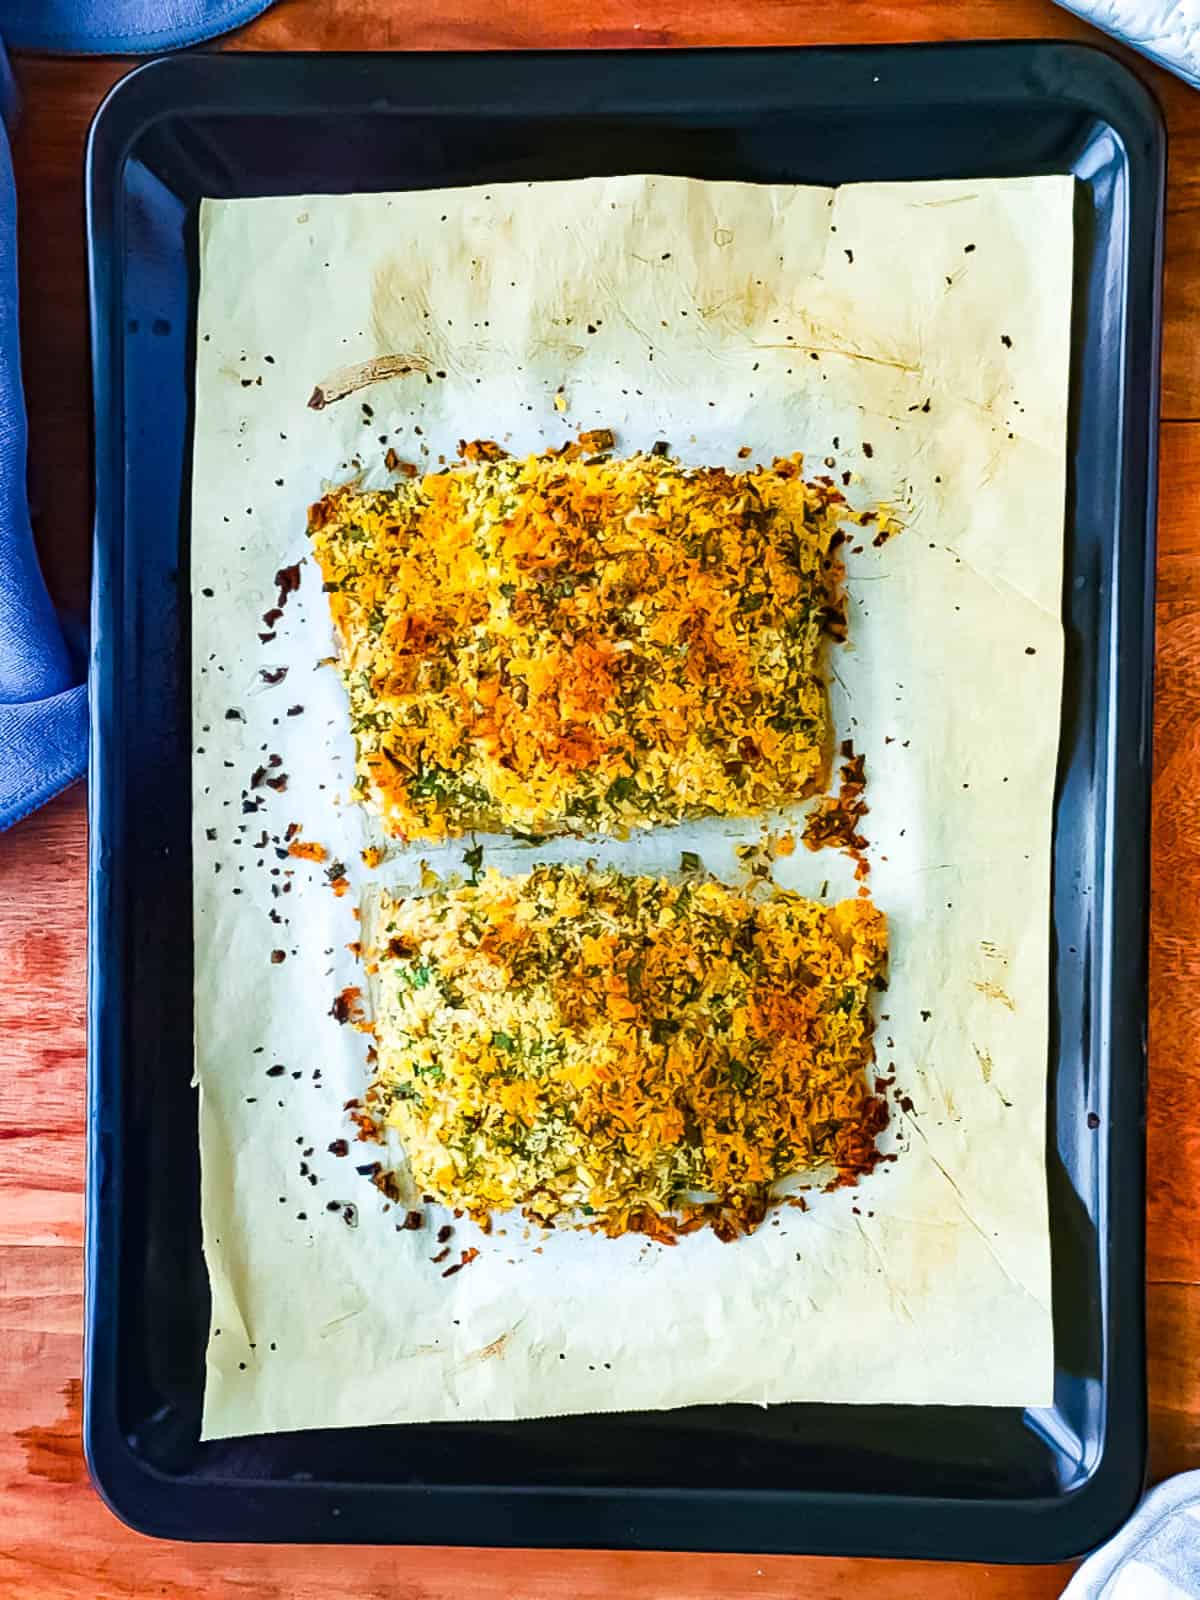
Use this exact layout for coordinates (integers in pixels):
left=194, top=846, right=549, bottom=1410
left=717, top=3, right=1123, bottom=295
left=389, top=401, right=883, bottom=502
left=401, top=1210, right=424, bottom=1231
left=266, top=1064, right=285, bottom=1077
left=271, top=950, right=286, bottom=964
left=437, top=1224, right=453, bottom=1244
left=862, top=442, right=874, bottom=459
left=328, top=1139, right=349, bottom=1157
left=1025, top=646, right=1037, bottom=655
left=964, top=242, right=976, bottom=254
left=1087, top=1112, right=1101, bottom=1130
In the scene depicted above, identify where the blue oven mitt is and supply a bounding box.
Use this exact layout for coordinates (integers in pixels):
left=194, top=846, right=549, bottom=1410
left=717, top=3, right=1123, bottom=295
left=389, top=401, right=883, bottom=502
left=0, top=2, right=274, bottom=830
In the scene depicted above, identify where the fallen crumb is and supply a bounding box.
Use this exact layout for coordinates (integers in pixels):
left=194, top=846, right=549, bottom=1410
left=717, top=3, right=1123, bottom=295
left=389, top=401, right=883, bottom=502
left=273, top=563, right=301, bottom=608
left=442, top=1247, right=480, bottom=1279
left=288, top=839, right=327, bottom=862
left=330, top=986, right=365, bottom=1025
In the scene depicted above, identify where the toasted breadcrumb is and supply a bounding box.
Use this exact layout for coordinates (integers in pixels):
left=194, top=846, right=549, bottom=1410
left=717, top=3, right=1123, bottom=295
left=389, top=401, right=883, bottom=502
left=361, top=865, right=887, bottom=1239
left=309, top=448, right=847, bottom=841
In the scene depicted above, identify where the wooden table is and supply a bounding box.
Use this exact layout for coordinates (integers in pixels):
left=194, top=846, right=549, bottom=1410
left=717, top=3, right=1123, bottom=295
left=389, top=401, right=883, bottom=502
left=1, top=2, right=1194, bottom=1594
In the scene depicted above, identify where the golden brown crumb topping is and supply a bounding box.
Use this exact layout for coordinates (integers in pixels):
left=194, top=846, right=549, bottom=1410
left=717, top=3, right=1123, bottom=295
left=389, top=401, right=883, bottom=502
left=361, top=865, right=887, bottom=1239
left=309, top=448, right=847, bottom=840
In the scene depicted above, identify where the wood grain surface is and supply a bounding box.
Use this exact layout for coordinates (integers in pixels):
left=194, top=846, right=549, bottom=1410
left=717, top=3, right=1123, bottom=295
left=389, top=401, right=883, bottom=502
left=0, top=2, right=1193, bottom=1595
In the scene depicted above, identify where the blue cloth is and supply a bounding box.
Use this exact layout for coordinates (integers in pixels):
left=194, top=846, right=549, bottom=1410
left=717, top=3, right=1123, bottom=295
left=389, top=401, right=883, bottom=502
left=1, top=0, right=273, bottom=54
left=0, top=48, right=87, bottom=830
left=0, top=2, right=274, bottom=830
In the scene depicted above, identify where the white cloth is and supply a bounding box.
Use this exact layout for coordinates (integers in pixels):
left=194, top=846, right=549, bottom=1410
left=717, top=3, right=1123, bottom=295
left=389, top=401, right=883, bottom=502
left=1056, top=1, right=1200, bottom=90
left=1064, top=1474, right=1200, bottom=1598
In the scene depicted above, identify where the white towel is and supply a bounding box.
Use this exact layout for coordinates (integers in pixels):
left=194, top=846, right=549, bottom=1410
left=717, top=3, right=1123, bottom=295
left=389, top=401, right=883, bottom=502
left=1056, top=1, right=1200, bottom=89
left=1064, top=1474, right=1200, bottom=1598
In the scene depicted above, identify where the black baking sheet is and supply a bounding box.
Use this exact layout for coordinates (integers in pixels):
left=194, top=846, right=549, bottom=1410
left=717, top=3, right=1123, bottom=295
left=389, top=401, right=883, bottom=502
left=84, top=43, right=1161, bottom=1559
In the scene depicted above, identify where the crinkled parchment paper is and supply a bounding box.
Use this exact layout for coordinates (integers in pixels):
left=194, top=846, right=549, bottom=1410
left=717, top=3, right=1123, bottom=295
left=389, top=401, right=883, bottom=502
left=191, top=174, right=1071, bottom=1438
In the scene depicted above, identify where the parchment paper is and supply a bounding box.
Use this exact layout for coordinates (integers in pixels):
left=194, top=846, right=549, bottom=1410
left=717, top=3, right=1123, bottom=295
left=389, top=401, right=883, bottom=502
left=191, top=174, right=1071, bottom=1438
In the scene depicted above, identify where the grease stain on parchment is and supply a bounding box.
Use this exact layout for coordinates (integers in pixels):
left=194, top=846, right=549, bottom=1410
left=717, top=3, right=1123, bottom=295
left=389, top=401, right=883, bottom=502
left=972, top=979, right=1015, bottom=1010
left=465, top=1331, right=514, bottom=1365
